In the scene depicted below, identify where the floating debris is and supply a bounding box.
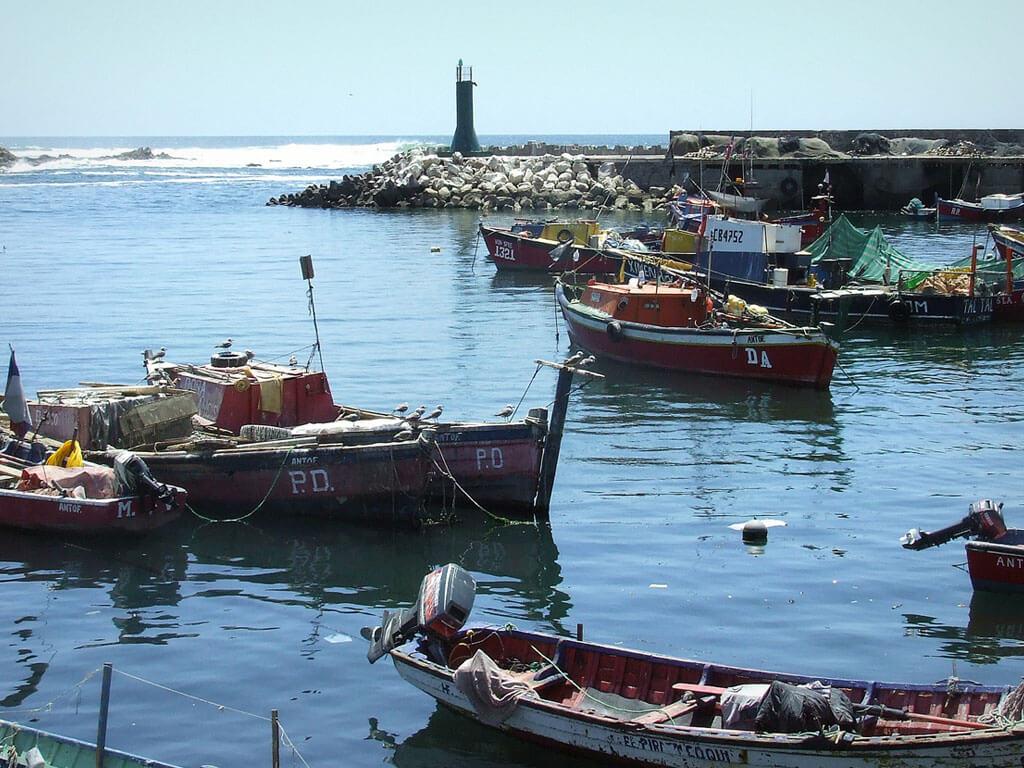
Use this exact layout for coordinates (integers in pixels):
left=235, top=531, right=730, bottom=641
left=729, top=518, right=787, bottom=545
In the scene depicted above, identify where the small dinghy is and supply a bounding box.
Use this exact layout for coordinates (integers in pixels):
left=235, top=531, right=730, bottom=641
left=364, top=564, right=1024, bottom=768
left=903, top=499, right=1024, bottom=594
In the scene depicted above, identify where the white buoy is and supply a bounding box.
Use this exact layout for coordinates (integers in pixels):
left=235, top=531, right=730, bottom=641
left=729, top=518, right=787, bottom=545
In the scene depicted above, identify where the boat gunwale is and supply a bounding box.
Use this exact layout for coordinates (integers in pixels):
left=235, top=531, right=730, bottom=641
left=0, top=718, right=184, bottom=768
left=390, top=627, right=1020, bottom=751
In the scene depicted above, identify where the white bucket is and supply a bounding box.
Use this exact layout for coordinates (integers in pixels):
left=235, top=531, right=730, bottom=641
left=772, top=268, right=789, bottom=287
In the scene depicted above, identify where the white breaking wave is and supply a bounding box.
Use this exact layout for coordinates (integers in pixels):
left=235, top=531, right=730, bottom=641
left=3, top=140, right=429, bottom=174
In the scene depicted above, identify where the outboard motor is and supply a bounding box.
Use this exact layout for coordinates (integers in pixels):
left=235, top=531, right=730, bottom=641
left=113, top=451, right=176, bottom=504
left=901, top=499, right=1005, bottom=550
left=363, top=563, right=475, bottom=664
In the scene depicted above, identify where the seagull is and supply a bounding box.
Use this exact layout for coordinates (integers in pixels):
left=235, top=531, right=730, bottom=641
left=343, top=412, right=361, bottom=421
left=494, top=404, right=514, bottom=419
left=580, top=355, right=596, bottom=366
left=392, top=402, right=409, bottom=415
left=215, top=338, right=233, bottom=350
left=244, top=349, right=255, bottom=360
left=424, top=405, right=443, bottom=421
left=394, top=428, right=414, bottom=441
left=405, top=412, right=423, bottom=424
left=564, top=351, right=585, bottom=366
left=288, top=355, right=298, bottom=366
left=151, top=347, right=167, bottom=361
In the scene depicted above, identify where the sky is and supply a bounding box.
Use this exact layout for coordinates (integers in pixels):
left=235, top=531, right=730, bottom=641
left=3, top=0, right=1023, bottom=137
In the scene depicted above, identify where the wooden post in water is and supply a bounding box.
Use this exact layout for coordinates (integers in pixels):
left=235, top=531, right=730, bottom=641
left=533, top=357, right=604, bottom=517
left=271, top=709, right=280, bottom=768
left=95, top=663, right=112, bottom=768
left=576, top=622, right=584, bottom=641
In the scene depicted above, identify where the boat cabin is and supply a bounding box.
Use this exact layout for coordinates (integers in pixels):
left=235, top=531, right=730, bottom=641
left=581, top=280, right=711, bottom=327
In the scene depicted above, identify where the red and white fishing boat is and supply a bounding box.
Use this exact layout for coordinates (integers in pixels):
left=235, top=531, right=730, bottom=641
left=903, top=499, right=1024, bottom=594
left=988, top=225, right=1024, bottom=322
left=936, top=193, right=1024, bottom=222
left=481, top=219, right=662, bottom=273
left=0, top=437, right=184, bottom=534
left=555, top=276, right=839, bottom=389
left=365, top=564, right=1024, bottom=768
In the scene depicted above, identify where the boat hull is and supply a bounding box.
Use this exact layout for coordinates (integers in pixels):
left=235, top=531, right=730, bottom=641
left=0, top=486, right=184, bottom=534
left=557, top=285, right=837, bottom=389
left=130, top=441, right=431, bottom=523
left=0, top=719, right=182, bottom=768
left=937, top=197, right=1024, bottom=222
left=390, top=645, right=1023, bottom=768
left=482, top=225, right=623, bottom=274
left=967, top=541, right=1024, bottom=593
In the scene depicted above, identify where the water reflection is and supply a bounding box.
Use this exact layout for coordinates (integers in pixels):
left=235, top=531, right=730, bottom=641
left=903, top=592, right=1024, bottom=664
left=0, top=528, right=188, bottom=706
left=386, top=707, right=592, bottom=768
left=186, top=515, right=571, bottom=634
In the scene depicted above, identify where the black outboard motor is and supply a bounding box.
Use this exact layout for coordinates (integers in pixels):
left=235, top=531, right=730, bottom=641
left=113, top=451, right=176, bottom=504
left=363, top=563, right=475, bottom=664
left=901, top=499, right=1005, bottom=550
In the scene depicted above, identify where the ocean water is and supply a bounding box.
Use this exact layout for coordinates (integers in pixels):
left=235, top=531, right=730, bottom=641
left=1, top=137, right=1022, bottom=768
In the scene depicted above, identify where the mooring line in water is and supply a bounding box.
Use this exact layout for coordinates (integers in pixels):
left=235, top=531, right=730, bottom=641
left=0, top=667, right=101, bottom=716
left=186, top=448, right=294, bottom=524
left=113, top=669, right=316, bottom=766
left=430, top=448, right=532, bottom=528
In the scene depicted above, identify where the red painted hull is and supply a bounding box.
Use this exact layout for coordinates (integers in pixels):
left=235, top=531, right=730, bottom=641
left=937, top=197, right=1024, bottom=222
left=481, top=226, right=623, bottom=274
left=558, top=286, right=837, bottom=389
left=989, top=228, right=1024, bottom=321
left=967, top=540, right=1024, bottom=593
left=135, top=441, right=432, bottom=523
left=0, top=487, right=184, bottom=534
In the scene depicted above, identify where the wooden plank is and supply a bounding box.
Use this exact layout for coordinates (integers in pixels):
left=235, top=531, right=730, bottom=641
left=633, top=699, right=697, bottom=725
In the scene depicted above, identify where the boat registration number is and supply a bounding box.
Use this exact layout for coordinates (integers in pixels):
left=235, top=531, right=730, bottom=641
left=493, top=238, right=516, bottom=261
left=615, top=732, right=747, bottom=764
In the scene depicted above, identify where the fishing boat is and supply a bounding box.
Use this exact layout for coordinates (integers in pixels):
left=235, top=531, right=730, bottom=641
left=987, top=225, right=1024, bottom=321
left=480, top=219, right=663, bottom=273
left=902, top=499, right=1024, bottom=594
left=555, top=275, right=838, bottom=389
left=901, top=198, right=937, bottom=219
left=936, top=193, right=1024, bottom=222
left=0, top=434, right=184, bottom=533
left=365, top=564, right=1024, bottom=768
left=141, top=348, right=583, bottom=516
left=1, top=718, right=182, bottom=768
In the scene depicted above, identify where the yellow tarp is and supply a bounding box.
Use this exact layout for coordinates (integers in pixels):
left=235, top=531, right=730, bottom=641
left=46, top=439, right=84, bottom=468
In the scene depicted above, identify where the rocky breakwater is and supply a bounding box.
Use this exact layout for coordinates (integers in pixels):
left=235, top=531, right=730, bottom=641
left=267, top=148, right=679, bottom=212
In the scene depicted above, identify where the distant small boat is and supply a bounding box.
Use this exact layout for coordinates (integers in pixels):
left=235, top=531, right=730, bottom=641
left=901, top=198, right=936, bottom=219
left=1, top=718, right=182, bottom=768
left=903, top=499, right=1024, bottom=594
left=365, top=564, right=1024, bottom=768
left=936, top=193, right=1024, bottom=221
left=481, top=219, right=662, bottom=273
left=556, top=276, right=838, bottom=388
left=707, top=189, right=766, bottom=215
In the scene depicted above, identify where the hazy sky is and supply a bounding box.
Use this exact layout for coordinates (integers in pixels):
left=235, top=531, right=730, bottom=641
left=4, top=0, right=1023, bottom=136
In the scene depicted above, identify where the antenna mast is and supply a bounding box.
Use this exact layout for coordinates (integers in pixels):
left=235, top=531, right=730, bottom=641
left=299, top=255, right=326, bottom=373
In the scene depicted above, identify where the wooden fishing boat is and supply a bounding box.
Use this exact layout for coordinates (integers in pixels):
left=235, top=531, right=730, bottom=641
left=987, top=225, right=1024, bottom=322
left=0, top=437, right=184, bottom=534
left=937, top=193, right=1024, bottom=222
left=480, top=219, right=663, bottom=273
left=903, top=499, right=1024, bottom=594
left=365, top=564, right=1024, bottom=768
left=143, top=351, right=580, bottom=516
left=1, top=718, right=182, bottom=768
left=556, top=277, right=838, bottom=388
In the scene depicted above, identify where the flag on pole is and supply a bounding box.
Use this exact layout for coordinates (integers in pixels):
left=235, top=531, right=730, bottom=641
left=4, top=346, right=32, bottom=437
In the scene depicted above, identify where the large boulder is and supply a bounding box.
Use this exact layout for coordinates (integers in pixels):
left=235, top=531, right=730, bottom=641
left=0, top=146, right=15, bottom=167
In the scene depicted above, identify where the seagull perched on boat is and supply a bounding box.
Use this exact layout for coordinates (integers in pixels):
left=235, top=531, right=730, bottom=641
left=343, top=412, right=361, bottom=422
left=494, top=404, right=514, bottom=419
left=392, top=402, right=409, bottom=415
left=215, top=338, right=233, bottom=350
left=288, top=355, right=298, bottom=366
left=151, top=347, right=167, bottom=361
left=424, top=405, right=443, bottom=421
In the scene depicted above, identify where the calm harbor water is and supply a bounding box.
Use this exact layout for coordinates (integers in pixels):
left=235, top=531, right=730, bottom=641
left=1, top=137, right=1022, bottom=768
